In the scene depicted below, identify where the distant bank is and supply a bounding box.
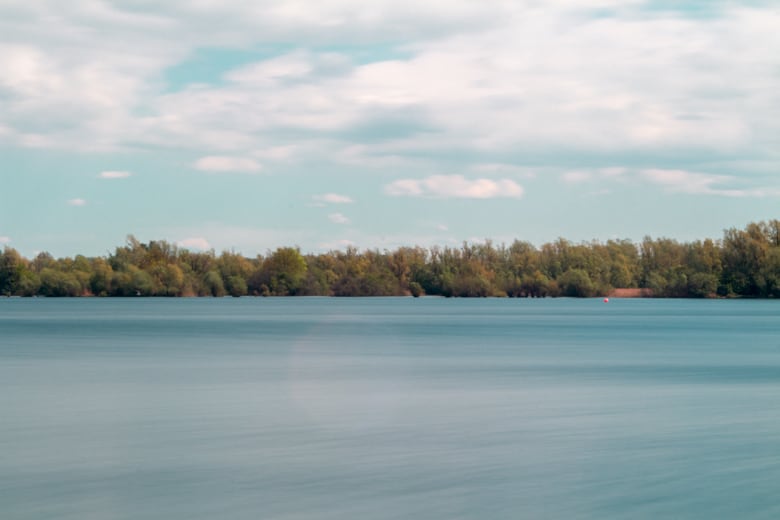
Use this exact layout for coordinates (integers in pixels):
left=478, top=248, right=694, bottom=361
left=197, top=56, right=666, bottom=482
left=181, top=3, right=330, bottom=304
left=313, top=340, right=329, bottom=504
left=1, top=220, right=779, bottom=298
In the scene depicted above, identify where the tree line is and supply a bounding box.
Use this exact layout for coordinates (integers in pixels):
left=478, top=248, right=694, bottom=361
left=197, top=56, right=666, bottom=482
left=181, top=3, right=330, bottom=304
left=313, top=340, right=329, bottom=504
left=2, top=221, right=780, bottom=298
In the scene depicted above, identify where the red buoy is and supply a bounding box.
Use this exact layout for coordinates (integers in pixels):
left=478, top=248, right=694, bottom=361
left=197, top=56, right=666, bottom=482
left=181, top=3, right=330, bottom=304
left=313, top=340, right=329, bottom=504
left=603, top=298, right=609, bottom=303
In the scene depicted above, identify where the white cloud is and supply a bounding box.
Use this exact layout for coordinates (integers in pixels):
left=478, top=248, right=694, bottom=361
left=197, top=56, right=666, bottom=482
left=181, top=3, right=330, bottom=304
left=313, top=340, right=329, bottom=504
left=99, top=170, right=131, bottom=179
left=194, top=156, right=263, bottom=173
left=436, top=224, right=449, bottom=231
left=313, top=193, right=354, bottom=204
left=640, top=169, right=780, bottom=198
left=0, top=236, right=10, bottom=244
left=67, top=198, right=86, bottom=206
left=177, top=237, right=211, bottom=251
left=328, top=212, right=350, bottom=224
left=385, top=175, right=524, bottom=199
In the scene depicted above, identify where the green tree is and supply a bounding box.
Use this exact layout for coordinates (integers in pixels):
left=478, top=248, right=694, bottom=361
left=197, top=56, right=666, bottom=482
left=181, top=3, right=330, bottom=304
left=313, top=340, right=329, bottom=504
left=89, top=258, right=114, bottom=296
left=0, top=247, right=24, bottom=295
left=558, top=268, right=596, bottom=297
left=17, top=271, right=41, bottom=296
left=253, top=247, right=308, bottom=295
left=203, top=270, right=226, bottom=297
left=721, top=224, right=768, bottom=296
left=39, top=268, right=82, bottom=297
left=687, top=272, right=718, bottom=298
left=157, top=264, right=185, bottom=296
left=225, top=275, right=248, bottom=297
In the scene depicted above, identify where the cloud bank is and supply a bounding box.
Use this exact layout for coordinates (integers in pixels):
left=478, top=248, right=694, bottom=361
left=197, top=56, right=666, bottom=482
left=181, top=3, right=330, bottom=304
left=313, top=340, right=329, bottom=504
left=0, top=1, right=776, bottom=172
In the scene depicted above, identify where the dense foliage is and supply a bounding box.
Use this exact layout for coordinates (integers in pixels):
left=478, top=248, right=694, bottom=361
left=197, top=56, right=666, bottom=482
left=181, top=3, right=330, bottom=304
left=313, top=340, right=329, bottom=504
left=2, top=221, right=780, bottom=298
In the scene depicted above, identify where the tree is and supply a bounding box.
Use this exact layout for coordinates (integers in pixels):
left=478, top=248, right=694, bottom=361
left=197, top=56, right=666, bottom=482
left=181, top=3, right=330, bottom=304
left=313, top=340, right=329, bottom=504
left=203, top=270, right=226, bottom=297
left=722, top=224, right=768, bottom=296
left=300, top=254, right=338, bottom=296
left=252, top=247, right=308, bottom=295
left=0, top=247, right=24, bottom=295
left=39, top=268, right=82, bottom=297
left=17, top=271, right=41, bottom=296
left=225, top=275, right=248, bottom=297
left=89, top=258, right=114, bottom=296
left=158, top=264, right=185, bottom=296
left=687, top=272, right=718, bottom=298
left=520, top=270, right=554, bottom=297
left=558, top=268, right=596, bottom=297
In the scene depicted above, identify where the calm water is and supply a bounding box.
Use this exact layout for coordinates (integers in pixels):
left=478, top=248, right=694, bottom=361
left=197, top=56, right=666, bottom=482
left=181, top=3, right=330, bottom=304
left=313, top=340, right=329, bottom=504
left=1, top=298, right=780, bottom=519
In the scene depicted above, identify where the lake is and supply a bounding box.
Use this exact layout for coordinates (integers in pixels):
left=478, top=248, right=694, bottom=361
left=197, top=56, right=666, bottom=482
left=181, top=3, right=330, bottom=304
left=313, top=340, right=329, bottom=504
left=1, top=297, right=779, bottom=519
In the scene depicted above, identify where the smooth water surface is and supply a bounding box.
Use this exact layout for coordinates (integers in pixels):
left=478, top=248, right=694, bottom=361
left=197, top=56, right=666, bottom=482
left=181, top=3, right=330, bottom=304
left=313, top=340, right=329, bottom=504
left=1, top=298, right=780, bottom=519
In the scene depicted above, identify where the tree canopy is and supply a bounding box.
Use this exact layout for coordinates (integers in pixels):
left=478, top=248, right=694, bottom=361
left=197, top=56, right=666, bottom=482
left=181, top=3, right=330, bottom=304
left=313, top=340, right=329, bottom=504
left=2, top=221, right=780, bottom=298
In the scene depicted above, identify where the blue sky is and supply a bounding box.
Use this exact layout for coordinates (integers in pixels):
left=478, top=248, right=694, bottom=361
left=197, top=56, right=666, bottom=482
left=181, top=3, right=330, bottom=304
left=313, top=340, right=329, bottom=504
left=1, top=0, right=778, bottom=257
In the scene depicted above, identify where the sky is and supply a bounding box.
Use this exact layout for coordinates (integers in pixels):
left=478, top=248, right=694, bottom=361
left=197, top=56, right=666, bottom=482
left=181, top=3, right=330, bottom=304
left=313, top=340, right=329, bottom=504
left=1, top=0, right=778, bottom=258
